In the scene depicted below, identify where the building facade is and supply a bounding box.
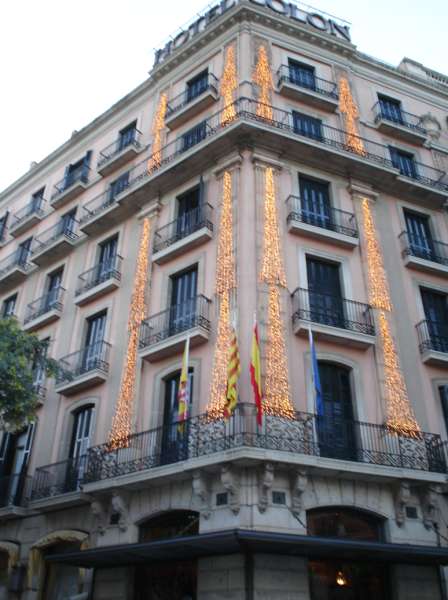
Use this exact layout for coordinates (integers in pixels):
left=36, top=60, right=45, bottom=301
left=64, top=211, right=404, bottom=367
left=0, top=1, right=448, bottom=598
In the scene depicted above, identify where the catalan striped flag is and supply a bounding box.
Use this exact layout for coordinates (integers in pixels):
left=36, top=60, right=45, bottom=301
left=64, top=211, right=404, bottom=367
left=250, top=318, right=263, bottom=425
left=177, top=337, right=190, bottom=433
left=224, top=328, right=241, bottom=419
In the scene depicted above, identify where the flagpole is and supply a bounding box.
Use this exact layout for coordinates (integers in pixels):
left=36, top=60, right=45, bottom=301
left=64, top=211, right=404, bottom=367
left=308, top=324, right=319, bottom=454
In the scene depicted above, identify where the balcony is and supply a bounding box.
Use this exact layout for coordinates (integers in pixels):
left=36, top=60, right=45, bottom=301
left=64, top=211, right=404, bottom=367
left=165, top=73, right=219, bottom=130
left=79, top=189, right=137, bottom=236
left=152, top=204, right=213, bottom=264
left=97, top=130, right=143, bottom=176
left=372, top=102, right=427, bottom=145
left=23, top=287, right=65, bottom=332
left=55, top=341, right=111, bottom=396
left=115, top=98, right=448, bottom=215
left=82, top=405, right=447, bottom=493
left=51, top=168, right=89, bottom=209
left=30, top=456, right=89, bottom=510
left=139, top=295, right=211, bottom=362
left=291, top=288, right=375, bottom=349
left=416, top=320, right=448, bottom=367
left=31, top=221, right=79, bottom=267
left=399, top=231, right=448, bottom=276
left=277, top=66, right=339, bottom=112
left=0, top=249, right=32, bottom=290
left=0, top=474, right=31, bottom=519
left=75, top=256, right=122, bottom=306
left=286, top=196, right=358, bottom=248
left=9, top=199, right=46, bottom=238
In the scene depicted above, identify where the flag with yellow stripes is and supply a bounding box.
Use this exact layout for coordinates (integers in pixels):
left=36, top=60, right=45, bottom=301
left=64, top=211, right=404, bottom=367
left=224, top=328, right=241, bottom=419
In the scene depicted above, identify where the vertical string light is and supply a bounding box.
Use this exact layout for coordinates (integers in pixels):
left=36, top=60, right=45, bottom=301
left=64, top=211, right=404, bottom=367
left=220, top=45, right=238, bottom=125
left=260, top=168, right=294, bottom=418
left=360, top=199, right=420, bottom=437
left=207, top=172, right=236, bottom=418
left=253, top=45, right=273, bottom=120
left=108, top=218, right=152, bottom=448
left=148, top=93, right=167, bottom=172
left=338, top=77, right=365, bottom=155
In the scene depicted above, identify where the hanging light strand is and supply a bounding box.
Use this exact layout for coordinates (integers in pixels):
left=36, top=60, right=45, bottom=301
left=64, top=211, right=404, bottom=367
left=338, top=77, right=365, bottom=156
left=260, top=168, right=287, bottom=288
left=253, top=45, right=273, bottom=120
left=148, top=93, right=167, bottom=172
left=108, top=218, right=151, bottom=449
left=220, top=45, right=238, bottom=125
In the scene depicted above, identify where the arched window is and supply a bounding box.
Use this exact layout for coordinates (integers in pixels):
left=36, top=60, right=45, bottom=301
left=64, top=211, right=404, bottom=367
left=307, top=507, right=383, bottom=542
left=43, top=542, right=82, bottom=600
left=139, top=510, right=199, bottom=543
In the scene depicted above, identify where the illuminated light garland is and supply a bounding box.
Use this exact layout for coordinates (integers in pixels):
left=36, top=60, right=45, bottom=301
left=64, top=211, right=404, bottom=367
left=359, top=198, right=420, bottom=437
left=108, top=218, right=151, bottom=449
left=207, top=172, right=237, bottom=417
left=148, top=93, right=167, bottom=172
left=220, top=45, right=238, bottom=125
left=338, top=77, right=365, bottom=156
left=260, top=168, right=294, bottom=418
left=253, top=45, right=273, bottom=120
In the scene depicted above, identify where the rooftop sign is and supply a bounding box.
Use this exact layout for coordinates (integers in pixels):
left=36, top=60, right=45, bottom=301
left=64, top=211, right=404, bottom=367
left=153, top=0, right=351, bottom=67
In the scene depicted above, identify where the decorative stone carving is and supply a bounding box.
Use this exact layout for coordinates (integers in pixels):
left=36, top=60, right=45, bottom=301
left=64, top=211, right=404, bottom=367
left=221, top=464, right=240, bottom=514
left=290, top=469, right=308, bottom=517
left=258, top=463, right=275, bottom=513
left=420, top=113, right=441, bottom=140
left=192, top=470, right=211, bottom=519
left=90, top=498, right=107, bottom=536
left=394, top=481, right=411, bottom=526
left=111, top=490, right=130, bottom=531
left=420, top=485, right=441, bottom=530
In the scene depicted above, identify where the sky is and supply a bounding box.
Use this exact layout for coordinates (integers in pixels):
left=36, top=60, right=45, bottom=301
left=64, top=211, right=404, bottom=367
left=0, top=0, right=446, bottom=193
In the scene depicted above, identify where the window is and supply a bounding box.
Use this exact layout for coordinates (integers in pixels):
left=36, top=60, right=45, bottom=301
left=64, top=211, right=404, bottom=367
left=108, top=171, right=129, bottom=201
left=162, top=369, right=194, bottom=464
left=32, top=337, right=49, bottom=391
left=293, top=112, right=322, bottom=141
left=63, top=151, right=91, bottom=189
left=390, top=147, right=417, bottom=179
left=186, top=69, right=209, bottom=102
left=421, top=288, right=448, bottom=352
left=288, top=59, right=316, bottom=89
left=378, top=94, right=403, bottom=124
left=307, top=257, right=344, bottom=328
left=60, top=209, right=77, bottom=236
left=97, top=235, right=118, bottom=279
left=43, top=543, right=82, bottom=600
left=0, top=424, right=35, bottom=505
left=0, top=212, right=8, bottom=242
left=118, top=121, right=137, bottom=151
left=181, top=121, right=206, bottom=152
left=70, top=406, right=94, bottom=461
left=83, top=311, right=107, bottom=370
left=404, top=210, right=434, bottom=260
left=169, top=267, right=198, bottom=334
left=2, top=294, right=17, bottom=318
left=176, top=185, right=202, bottom=238
left=308, top=507, right=382, bottom=541
left=30, top=188, right=45, bottom=213
left=440, top=386, right=448, bottom=436
left=46, top=268, right=63, bottom=308
left=299, top=176, right=331, bottom=228
left=18, top=237, right=32, bottom=265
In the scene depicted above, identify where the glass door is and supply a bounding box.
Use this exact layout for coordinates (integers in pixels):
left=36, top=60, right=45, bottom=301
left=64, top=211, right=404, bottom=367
left=98, top=236, right=118, bottom=281
left=46, top=269, right=63, bottom=310
left=378, top=95, right=403, bottom=124
left=390, top=147, right=417, bottom=179
left=161, top=372, right=193, bottom=465
left=300, top=177, right=331, bottom=229
left=288, top=59, right=316, bottom=89
left=83, top=313, right=107, bottom=371
left=405, top=211, right=434, bottom=261
left=421, top=289, right=448, bottom=352
left=177, top=187, right=200, bottom=239
left=169, top=269, right=197, bottom=335
left=67, top=407, right=94, bottom=490
left=307, top=258, right=344, bottom=328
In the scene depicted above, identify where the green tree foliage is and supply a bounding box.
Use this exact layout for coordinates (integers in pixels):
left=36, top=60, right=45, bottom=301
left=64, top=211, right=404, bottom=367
left=0, top=318, right=58, bottom=430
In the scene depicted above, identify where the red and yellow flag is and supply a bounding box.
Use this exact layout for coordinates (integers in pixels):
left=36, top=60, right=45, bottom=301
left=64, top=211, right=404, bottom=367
left=177, top=337, right=190, bottom=432
left=250, top=319, right=263, bottom=425
left=224, top=328, right=241, bottom=419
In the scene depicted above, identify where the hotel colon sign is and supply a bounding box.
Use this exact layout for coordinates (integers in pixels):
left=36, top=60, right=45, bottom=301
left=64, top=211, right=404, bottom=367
left=1, top=1, right=448, bottom=598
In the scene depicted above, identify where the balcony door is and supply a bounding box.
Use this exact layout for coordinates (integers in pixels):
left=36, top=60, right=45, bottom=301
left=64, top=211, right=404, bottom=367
left=98, top=236, right=118, bottom=280
left=288, top=59, right=316, bottom=90
left=118, top=121, right=137, bottom=151
left=307, top=257, right=344, bottom=328
left=18, top=237, right=32, bottom=266
left=317, top=363, right=356, bottom=461
left=67, top=406, right=94, bottom=490
left=378, top=95, right=403, bottom=124
left=61, top=208, right=77, bottom=236
left=390, top=147, right=417, bottom=179
left=421, top=289, right=448, bottom=352
left=186, top=70, right=209, bottom=103
left=405, top=211, right=434, bottom=261
left=0, top=424, right=34, bottom=505
left=83, top=312, right=107, bottom=371
left=46, top=269, right=63, bottom=310
left=161, top=371, right=193, bottom=465
left=169, top=268, right=197, bottom=335
left=299, top=176, right=331, bottom=229
left=177, top=186, right=201, bottom=239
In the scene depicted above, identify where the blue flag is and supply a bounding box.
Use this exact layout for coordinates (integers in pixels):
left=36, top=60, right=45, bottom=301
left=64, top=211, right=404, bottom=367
left=308, top=327, right=324, bottom=416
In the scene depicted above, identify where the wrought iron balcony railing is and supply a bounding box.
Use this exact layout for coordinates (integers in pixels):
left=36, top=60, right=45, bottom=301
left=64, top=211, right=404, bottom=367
left=11, top=198, right=45, bottom=228
left=399, top=231, right=448, bottom=266
left=31, top=455, right=87, bottom=501
left=0, top=248, right=32, bottom=277
left=75, top=256, right=122, bottom=296
left=277, top=65, right=338, bottom=99
left=372, top=102, right=426, bottom=134
left=166, top=73, right=219, bottom=116
left=291, top=287, right=375, bottom=336
left=140, top=295, right=211, bottom=349
left=97, top=129, right=142, bottom=168
left=33, top=220, right=79, bottom=253
left=80, top=188, right=120, bottom=225
left=286, top=196, right=358, bottom=238
left=0, top=473, right=32, bottom=508
left=24, top=286, right=65, bottom=324
left=51, top=167, right=89, bottom=200
left=82, top=404, right=447, bottom=486
left=56, top=340, right=111, bottom=385
left=153, top=204, right=213, bottom=253
left=119, top=98, right=448, bottom=200
left=416, top=320, right=448, bottom=355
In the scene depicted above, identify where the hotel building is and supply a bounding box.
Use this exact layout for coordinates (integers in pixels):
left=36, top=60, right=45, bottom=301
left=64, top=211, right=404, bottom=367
left=0, top=1, right=448, bottom=598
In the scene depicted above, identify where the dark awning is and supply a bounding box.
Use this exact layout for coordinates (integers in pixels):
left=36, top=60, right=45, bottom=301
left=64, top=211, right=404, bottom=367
left=46, top=529, right=448, bottom=568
